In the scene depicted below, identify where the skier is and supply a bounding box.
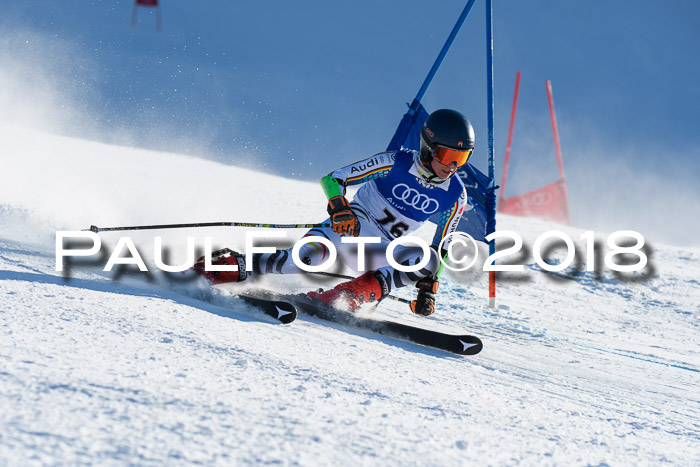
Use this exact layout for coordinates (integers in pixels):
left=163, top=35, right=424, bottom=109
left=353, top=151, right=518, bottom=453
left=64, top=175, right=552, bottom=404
left=194, top=109, right=475, bottom=316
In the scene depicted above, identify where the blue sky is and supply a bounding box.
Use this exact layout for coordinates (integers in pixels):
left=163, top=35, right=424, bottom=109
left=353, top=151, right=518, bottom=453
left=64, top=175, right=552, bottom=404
left=2, top=0, right=699, bottom=244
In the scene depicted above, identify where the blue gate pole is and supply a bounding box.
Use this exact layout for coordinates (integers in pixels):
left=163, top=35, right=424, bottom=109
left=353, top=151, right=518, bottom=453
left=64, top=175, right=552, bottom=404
left=486, top=0, right=497, bottom=308
left=407, top=0, right=478, bottom=115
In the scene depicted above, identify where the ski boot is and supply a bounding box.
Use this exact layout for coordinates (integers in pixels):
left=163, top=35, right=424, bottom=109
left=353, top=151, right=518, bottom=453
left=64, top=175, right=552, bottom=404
left=307, top=271, right=388, bottom=311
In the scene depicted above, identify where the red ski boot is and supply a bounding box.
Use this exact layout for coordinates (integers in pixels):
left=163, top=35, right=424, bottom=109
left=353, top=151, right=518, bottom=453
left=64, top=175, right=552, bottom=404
left=193, top=248, right=248, bottom=285
left=307, top=271, right=388, bottom=311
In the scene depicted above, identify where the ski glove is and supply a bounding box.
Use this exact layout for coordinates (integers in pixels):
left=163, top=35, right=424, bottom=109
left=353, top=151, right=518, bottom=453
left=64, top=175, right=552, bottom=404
left=409, top=277, right=439, bottom=316
left=327, top=195, right=360, bottom=237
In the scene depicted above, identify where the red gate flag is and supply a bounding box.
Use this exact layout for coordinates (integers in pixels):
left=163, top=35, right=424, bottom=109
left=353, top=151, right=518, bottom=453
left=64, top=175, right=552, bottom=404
left=498, top=179, right=570, bottom=224
left=498, top=74, right=571, bottom=225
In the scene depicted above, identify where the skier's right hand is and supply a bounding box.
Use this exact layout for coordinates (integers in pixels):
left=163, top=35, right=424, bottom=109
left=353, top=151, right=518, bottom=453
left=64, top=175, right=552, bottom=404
left=327, top=195, right=360, bottom=237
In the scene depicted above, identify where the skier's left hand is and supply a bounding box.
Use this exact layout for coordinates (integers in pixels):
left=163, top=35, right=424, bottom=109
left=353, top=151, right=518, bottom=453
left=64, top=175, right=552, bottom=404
left=409, top=277, right=439, bottom=316
left=410, top=289, right=435, bottom=316
left=327, top=195, right=361, bottom=237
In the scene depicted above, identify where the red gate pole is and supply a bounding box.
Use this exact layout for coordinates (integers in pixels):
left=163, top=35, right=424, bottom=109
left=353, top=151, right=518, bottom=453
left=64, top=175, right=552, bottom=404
left=545, top=81, right=572, bottom=225
left=500, top=71, right=521, bottom=204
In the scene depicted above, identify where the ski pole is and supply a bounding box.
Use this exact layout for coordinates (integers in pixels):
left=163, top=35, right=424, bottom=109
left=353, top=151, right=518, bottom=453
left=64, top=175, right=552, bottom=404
left=86, top=221, right=331, bottom=233
left=434, top=252, right=450, bottom=281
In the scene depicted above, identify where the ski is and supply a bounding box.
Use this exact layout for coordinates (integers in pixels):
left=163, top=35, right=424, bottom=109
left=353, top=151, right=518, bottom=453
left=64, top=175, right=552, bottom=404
left=238, top=293, right=298, bottom=324
left=283, top=293, right=482, bottom=355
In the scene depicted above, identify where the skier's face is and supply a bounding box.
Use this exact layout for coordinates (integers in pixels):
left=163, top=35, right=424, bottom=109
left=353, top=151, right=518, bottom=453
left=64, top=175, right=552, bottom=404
left=430, top=157, right=459, bottom=179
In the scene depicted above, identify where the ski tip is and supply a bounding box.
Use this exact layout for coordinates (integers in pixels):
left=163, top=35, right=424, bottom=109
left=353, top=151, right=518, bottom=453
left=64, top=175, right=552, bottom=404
left=455, top=336, right=483, bottom=355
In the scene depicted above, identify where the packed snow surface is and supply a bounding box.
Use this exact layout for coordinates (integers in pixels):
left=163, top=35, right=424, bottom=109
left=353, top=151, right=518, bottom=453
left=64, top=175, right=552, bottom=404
left=1, top=125, right=699, bottom=465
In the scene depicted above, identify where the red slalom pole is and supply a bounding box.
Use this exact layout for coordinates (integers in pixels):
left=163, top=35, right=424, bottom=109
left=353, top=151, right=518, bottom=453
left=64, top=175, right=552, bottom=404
left=546, top=81, right=572, bottom=225
left=500, top=71, right=521, bottom=203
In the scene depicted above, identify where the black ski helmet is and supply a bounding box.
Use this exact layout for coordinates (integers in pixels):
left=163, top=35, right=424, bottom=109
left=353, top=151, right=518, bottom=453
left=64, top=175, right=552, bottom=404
left=419, top=109, right=475, bottom=179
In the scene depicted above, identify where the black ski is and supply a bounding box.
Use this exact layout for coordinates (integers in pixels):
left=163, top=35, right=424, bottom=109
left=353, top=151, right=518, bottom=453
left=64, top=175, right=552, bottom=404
left=285, top=293, right=482, bottom=355
left=238, top=293, right=297, bottom=324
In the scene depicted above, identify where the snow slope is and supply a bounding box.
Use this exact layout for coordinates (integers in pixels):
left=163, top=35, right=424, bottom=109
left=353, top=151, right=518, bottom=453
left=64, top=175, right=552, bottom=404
left=1, top=125, right=699, bottom=465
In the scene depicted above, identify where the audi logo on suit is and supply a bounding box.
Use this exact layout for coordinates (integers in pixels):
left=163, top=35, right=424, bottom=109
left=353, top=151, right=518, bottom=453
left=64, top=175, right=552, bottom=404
left=392, top=184, right=440, bottom=214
